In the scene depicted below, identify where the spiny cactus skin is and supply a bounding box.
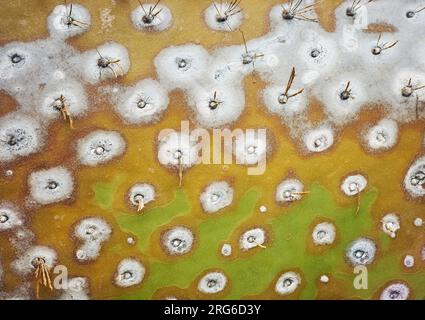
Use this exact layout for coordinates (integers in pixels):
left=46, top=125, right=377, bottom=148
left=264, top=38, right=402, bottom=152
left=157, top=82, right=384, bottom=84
left=0, top=0, right=424, bottom=300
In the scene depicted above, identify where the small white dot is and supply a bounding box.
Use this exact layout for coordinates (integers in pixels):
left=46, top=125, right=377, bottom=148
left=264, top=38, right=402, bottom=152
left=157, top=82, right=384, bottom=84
left=320, top=275, right=329, bottom=283
left=414, top=218, right=423, bottom=227
left=221, top=243, right=232, bottom=257
left=259, top=205, right=267, bottom=213
left=403, top=255, right=415, bottom=268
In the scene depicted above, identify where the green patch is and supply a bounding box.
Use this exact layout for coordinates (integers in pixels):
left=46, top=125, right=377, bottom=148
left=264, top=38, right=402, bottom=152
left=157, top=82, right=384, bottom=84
left=113, top=183, right=425, bottom=300
left=92, top=174, right=127, bottom=210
